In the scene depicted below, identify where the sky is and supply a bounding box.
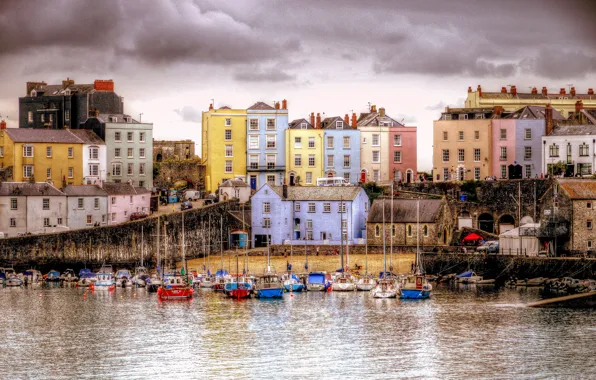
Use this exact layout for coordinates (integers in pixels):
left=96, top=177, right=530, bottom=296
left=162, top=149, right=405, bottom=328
left=1, top=0, right=595, bottom=171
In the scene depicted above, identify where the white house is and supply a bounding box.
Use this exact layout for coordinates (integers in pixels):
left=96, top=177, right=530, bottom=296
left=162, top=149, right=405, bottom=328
left=542, top=124, right=596, bottom=177
left=70, top=130, right=108, bottom=185
left=218, top=179, right=251, bottom=203
left=102, top=182, right=151, bottom=224
left=63, top=185, right=108, bottom=230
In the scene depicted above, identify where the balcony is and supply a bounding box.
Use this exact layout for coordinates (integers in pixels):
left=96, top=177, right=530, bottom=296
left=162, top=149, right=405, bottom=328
left=247, top=165, right=286, bottom=172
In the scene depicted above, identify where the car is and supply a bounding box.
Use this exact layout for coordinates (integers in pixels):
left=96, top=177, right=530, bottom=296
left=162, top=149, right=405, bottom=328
left=184, top=190, right=201, bottom=202
left=181, top=201, right=193, bottom=211
left=477, top=240, right=499, bottom=253
left=130, top=212, right=148, bottom=221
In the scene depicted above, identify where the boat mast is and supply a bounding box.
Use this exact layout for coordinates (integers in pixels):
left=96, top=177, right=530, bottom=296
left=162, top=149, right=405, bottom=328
left=365, top=215, right=368, bottom=276
left=416, top=199, right=420, bottom=274
left=208, top=214, right=211, bottom=273
left=220, top=215, right=223, bottom=272
left=141, top=226, right=144, bottom=268
left=202, top=217, right=206, bottom=272
left=390, top=182, right=393, bottom=272
left=182, top=212, right=186, bottom=276
left=156, top=216, right=160, bottom=275
left=340, top=196, right=344, bottom=273
left=242, top=203, right=248, bottom=274
left=383, top=197, right=386, bottom=275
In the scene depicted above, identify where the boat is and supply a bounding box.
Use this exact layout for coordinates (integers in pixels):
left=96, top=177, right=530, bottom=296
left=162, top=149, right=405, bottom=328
left=132, top=266, right=150, bottom=287
left=283, top=273, right=305, bottom=292
left=356, top=275, right=377, bottom=291
left=476, top=279, right=496, bottom=285
left=331, top=197, right=355, bottom=292
left=115, top=269, right=133, bottom=287
left=212, top=269, right=230, bottom=291
left=0, top=268, right=5, bottom=286
left=400, top=200, right=432, bottom=300
left=22, top=269, right=43, bottom=285
left=255, top=274, right=284, bottom=298
left=77, top=269, right=96, bottom=287
left=455, top=271, right=483, bottom=284
left=95, top=265, right=115, bottom=287
left=147, top=273, right=162, bottom=293
left=372, top=278, right=399, bottom=298
left=60, top=269, right=78, bottom=282
left=307, top=271, right=330, bottom=291
left=157, top=212, right=193, bottom=300
left=198, top=273, right=214, bottom=288
left=225, top=277, right=253, bottom=299
left=44, top=269, right=61, bottom=282
left=5, top=273, right=23, bottom=287
left=516, top=277, right=547, bottom=287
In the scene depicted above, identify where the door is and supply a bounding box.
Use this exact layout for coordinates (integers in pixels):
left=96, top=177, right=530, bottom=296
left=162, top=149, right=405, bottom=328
left=406, top=171, right=412, bottom=183
left=360, top=170, right=367, bottom=183
left=250, top=175, right=257, bottom=190
left=289, top=173, right=295, bottom=186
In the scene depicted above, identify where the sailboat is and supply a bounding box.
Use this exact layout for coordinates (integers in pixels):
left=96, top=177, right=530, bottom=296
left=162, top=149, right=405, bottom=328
left=158, top=213, right=193, bottom=300
left=332, top=197, right=356, bottom=292
left=283, top=241, right=305, bottom=292
left=132, top=226, right=150, bottom=287
left=372, top=197, right=398, bottom=298
left=356, top=228, right=376, bottom=291
left=400, top=199, right=432, bottom=300
left=224, top=247, right=253, bottom=298
left=254, top=226, right=284, bottom=298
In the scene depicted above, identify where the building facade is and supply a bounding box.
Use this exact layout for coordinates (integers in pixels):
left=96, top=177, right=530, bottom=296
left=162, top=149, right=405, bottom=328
left=246, top=101, right=288, bottom=190
left=218, top=179, right=251, bottom=203
left=322, top=115, right=361, bottom=185
left=153, top=139, right=196, bottom=162
left=103, top=182, right=151, bottom=224
left=285, top=116, right=324, bottom=186
left=389, top=124, right=417, bottom=183
left=63, top=185, right=109, bottom=229
left=542, top=125, right=596, bottom=177
left=558, top=180, right=596, bottom=253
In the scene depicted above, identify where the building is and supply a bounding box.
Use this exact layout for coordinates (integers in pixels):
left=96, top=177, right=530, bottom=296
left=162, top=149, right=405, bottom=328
left=389, top=123, right=417, bottom=183
left=0, top=128, right=102, bottom=186
left=366, top=198, right=452, bottom=246
left=321, top=114, right=361, bottom=184
left=251, top=184, right=369, bottom=247
left=202, top=105, right=247, bottom=193
left=557, top=179, right=596, bottom=253
left=246, top=101, right=288, bottom=190
left=286, top=115, right=324, bottom=186
left=19, top=79, right=123, bottom=129
left=0, top=182, right=67, bottom=237
left=218, top=179, right=251, bottom=203
left=100, top=114, right=153, bottom=189
left=153, top=139, right=196, bottom=162
left=542, top=124, right=596, bottom=177
left=102, top=182, right=151, bottom=224
left=358, top=106, right=404, bottom=184
left=63, top=185, right=109, bottom=229
left=465, top=85, right=596, bottom=118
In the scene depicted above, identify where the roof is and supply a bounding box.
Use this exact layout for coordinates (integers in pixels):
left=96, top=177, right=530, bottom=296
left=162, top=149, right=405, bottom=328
left=69, top=129, right=105, bottom=144
left=321, top=116, right=350, bottom=129
left=580, top=109, right=596, bottom=125
left=102, top=182, right=142, bottom=196
left=32, top=83, right=95, bottom=96
left=357, top=111, right=404, bottom=127
left=367, top=199, right=443, bottom=223
left=247, top=102, right=275, bottom=110
left=289, top=118, right=314, bottom=129
left=0, top=182, right=64, bottom=196
left=98, top=113, right=139, bottom=124
left=4, top=128, right=101, bottom=144
left=269, top=185, right=362, bottom=201
left=505, top=106, right=566, bottom=120
left=550, top=124, right=596, bottom=136
left=559, top=179, right=596, bottom=200
left=62, top=185, right=107, bottom=196
left=134, top=187, right=151, bottom=194
left=480, top=91, right=596, bottom=101
left=220, top=179, right=249, bottom=188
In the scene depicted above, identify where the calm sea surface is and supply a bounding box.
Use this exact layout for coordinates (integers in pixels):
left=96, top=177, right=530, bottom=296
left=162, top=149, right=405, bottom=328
left=0, top=284, right=594, bottom=379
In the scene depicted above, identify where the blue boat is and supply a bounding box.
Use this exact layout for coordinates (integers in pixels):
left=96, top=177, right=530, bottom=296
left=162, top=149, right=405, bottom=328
left=283, top=273, right=305, bottom=292
left=306, top=272, right=329, bottom=291
left=255, top=274, right=284, bottom=298
left=45, top=269, right=61, bottom=282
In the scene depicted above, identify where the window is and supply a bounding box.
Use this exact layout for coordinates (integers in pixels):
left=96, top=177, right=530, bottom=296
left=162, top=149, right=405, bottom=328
left=139, top=163, right=145, bottom=175
left=225, top=118, right=231, bottom=127
left=473, top=148, right=481, bottom=162
left=127, top=132, right=134, bottom=142
left=343, top=172, right=350, bottom=182
left=263, top=202, right=271, bottom=213
left=525, top=165, right=532, bottom=178
left=266, top=154, right=275, bottom=169
left=225, top=145, right=233, bottom=157
left=249, top=136, right=259, bottom=149
left=579, top=143, right=589, bottom=157
left=343, top=136, right=350, bottom=149
left=525, top=129, right=532, bottom=140
left=394, top=135, right=402, bottom=146
left=28, top=111, right=33, bottom=123
left=94, top=198, right=99, bottom=209
left=588, top=202, right=593, bottom=209
left=44, top=218, right=50, bottom=227
left=500, top=147, right=507, bottom=161
left=10, top=218, right=15, bottom=227
left=458, top=149, right=465, bottom=162
left=129, top=196, right=133, bottom=204
left=375, top=225, right=380, bottom=237
left=589, top=240, right=593, bottom=249
left=336, top=120, right=343, bottom=129
left=46, top=168, right=52, bottom=179
left=458, top=131, right=464, bottom=140
left=57, top=217, right=62, bottom=225
left=443, top=168, right=449, bottom=181
left=579, top=163, right=594, bottom=176
left=68, top=147, right=73, bottom=158
left=115, top=148, right=121, bottom=158
left=294, top=137, right=302, bottom=148
left=308, top=203, right=315, bottom=213
left=458, top=114, right=468, bottom=120
left=115, top=132, right=121, bottom=142
left=343, top=155, right=350, bottom=168
left=10, top=198, right=17, bottom=210
left=111, top=213, right=116, bottom=221
left=76, top=198, right=84, bottom=209
left=327, top=136, right=334, bottom=149
left=305, top=172, right=312, bottom=184
left=443, top=131, right=448, bottom=141
left=128, top=148, right=134, bottom=158
left=225, top=130, right=232, bottom=140
left=300, top=122, right=307, bottom=129
left=294, top=154, right=302, bottom=166
left=323, top=203, right=331, bottom=213
left=549, top=144, right=559, bottom=157
left=306, top=230, right=313, bottom=240
left=308, top=155, right=315, bottom=167
left=295, top=203, right=301, bottom=212
left=266, top=135, right=276, bottom=149
left=423, top=225, right=428, bottom=237
left=501, top=165, right=507, bottom=179
left=86, top=215, right=92, bottom=225
left=407, top=225, right=412, bottom=237
left=372, top=151, right=380, bottom=163
left=373, top=170, right=380, bottom=182
left=139, top=132, right=145, bottom=142
left=23, top=165, right=33, bottom=178
left=327, top=155, right=334, bottom=167
left=249, top=155, right=259, bottom=170
left=266, top=119, right=275, bottom=130
left=249, top=119, right=259, bottom=130
left=442, top=149, right=449, bottom=162
left=112, top=163, right=122, bottom=176
left=338, top=202, right=346, bottom=213
left=393, top=151, right=401, bottom=163
left=474, top=167, right=480, bottom=180
left=341, top=220, right=348, bottom=230
left=139, top=148, right=145, bottom=158
left=46, top=146, right=52, bottom=158
left=111, top=197, right=116, bottom=205
left=23, top=145, right=33, bottom=157
left=42, top=198, right=50, bottom=210
left=139, top=181, right=144, bottom=188
left=363, top=137, right=367, bottom=144
left=89, top=147, right=99, bottom=160
left=474, top=131, right=479, bottom=140
left=225, top=160, right=232, bottom=173
left=500, top=129, right=507, bottom=140
left=524, top=146, right=532, bottom=160
left=372, top=134, right=380, bottom=146
left=0, top=147, right=3, bottom=157
left=308, top=137, right=315, bottom=148
left=267, top=175, right=275, bottom=185
left=263, top=218, right=271, bottom=228
left=41, top=114, right=45, bottom=123
left=588, top=220, right=593, bottom=230
left=127, top=163, right=134, bottom=175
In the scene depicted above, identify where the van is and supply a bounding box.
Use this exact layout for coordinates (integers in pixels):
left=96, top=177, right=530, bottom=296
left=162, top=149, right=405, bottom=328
left=185, top=190, right=201, bottom=201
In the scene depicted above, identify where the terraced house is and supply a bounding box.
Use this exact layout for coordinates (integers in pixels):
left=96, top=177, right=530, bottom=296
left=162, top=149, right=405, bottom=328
left=285, top=114, right=324, bottom=186
left=321, top=114, right=361, bottom=184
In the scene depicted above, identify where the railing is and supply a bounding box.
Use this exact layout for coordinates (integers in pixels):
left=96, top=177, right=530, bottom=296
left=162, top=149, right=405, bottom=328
left=247, top=165, right=286, bottom=172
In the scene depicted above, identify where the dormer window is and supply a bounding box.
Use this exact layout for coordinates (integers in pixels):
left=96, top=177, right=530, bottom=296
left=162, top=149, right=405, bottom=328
left=336, top=121, right=343, bottom=129
left=300, top=123, right=307, bottom=129
left=30, top=90, right=37, bottom=97
left=110, top=116, right=118, bottom=123
left=125, top=117, right=132, bottom=123
left=64, top=89, right=71, bottom=95
left=458, top=114, right=468, bottom=120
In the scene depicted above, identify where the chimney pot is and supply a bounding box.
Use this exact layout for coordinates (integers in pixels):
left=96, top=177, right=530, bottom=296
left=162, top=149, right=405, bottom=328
left=0, top=120, right=6, bottom=130
left=93, top=79, right=114, bottom=92
left=209, top=103, right=213, bottom=110
left=589, top=88, right=595, bottom=95
left=379, top=107, right=386, bottom=117
left=282, top=99, right=287, bottom=110
left=352, top=112, right=357, bottom=129
left=575, top=100, right=584, bottom=112
left=570, top=87, right=576, bottom=96
left=477, top=85, right=482, bottom=97
left=501, top=87, right=507, bottom=93
left=511, top=85, right=517, bottom=96
left=542, top=87, right=548, bottom=96
left=310, top=112, right=315, bottom=127
left=282, top=184, right=288, bottom=198
left=344, top=114, right=349, bottom=125
left=468, top=86, right=472, bottom=93
left=545, top=104, right=553, bottom=136
left=531, top=87, right=538, bottom=95
left=560, top=88, right=566, bottom=95
left=275, top=102, right=280, bottom=110
left=371, top=105, right=377, bottom=113
left=316, top=113, right=321, bottom=129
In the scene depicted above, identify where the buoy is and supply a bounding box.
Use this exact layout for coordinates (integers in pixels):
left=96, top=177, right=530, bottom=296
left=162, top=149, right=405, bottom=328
left=83, top=293, right=87, bottom=297
left=133, top=293, right=136, bottom=297
left=39, top=294, right=43, bottom=298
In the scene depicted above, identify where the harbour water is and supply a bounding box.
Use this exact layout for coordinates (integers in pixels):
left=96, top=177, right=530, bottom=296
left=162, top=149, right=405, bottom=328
left=1, top=284, right=594, bottom=379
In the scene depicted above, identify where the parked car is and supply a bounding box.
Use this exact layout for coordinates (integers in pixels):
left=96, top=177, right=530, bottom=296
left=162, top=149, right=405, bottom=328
left=181, top=201, right=193, bottom=211
left=478, top=240, right=499, bottom=253
left=184, top=190, right=201, bottom=201
left=130, top=212, right=148, bottom=221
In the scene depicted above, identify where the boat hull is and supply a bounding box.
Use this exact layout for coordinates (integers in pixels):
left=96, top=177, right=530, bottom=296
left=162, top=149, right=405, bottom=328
left=283, top=283, right=305, bottom=292
left=356, top=283, right=376, bottom=291
left=212, top=283, right=225, bottom=292
left=332, top=283, right=355, bottom=292
left=256, top=288, right=284, bottom=298
left=372, top=290, right=398, bottom=298
left=400, top=289, right=431, bottom=299
left=306, top=283, right=327, bottom=291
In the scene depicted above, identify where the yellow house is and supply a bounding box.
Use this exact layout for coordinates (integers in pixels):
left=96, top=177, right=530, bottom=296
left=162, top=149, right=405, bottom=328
left=0, top=128, right=86, bottom=186
left=285, top=118, right=324, bottom=186
left=202, top=106, right=247, bottom=193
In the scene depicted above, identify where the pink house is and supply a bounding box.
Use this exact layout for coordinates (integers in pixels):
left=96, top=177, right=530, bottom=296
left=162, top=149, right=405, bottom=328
left=389, top=126, right=417, bottom=183
left=491, top=119, right=517, bottom=179
left=102, top=182, right=151, bottom=224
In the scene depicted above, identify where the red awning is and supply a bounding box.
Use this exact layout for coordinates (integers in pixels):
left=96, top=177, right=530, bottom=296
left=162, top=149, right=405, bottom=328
left=462, top=232, right=483, bottom=242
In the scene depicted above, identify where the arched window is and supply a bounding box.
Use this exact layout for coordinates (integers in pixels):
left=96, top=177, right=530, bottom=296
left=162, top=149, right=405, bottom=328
left=391, top=224, right=396, bottom=237
left=407, top=225, right=412, bottom=237
left=423, top=225, right=428, bottom=236
left=375, top=225, right=380, bottom=237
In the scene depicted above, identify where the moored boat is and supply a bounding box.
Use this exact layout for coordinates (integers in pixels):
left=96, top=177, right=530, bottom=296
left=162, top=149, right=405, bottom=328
left=60, top=269, right=78, bottom=282
left=158, top=273, right=194, bottom=300
left=45, top=269, right=61, bottom=282
left=455, top=271, right=483, bottom=284
left=332, top=272, right=356, bottom=292
left=306, top=271, right=329, bottom=291
left=22, top=269, right=43, bottom=285
left=372, top=278, right=399, bottom=298
left=6, top=274, right=23, bottom=287
left=95, top=265, right=115, bottom=287
left=224, top=277, right=253, bottom=298
left=283, top=273, right=305, bottom=292
left=212, top=270, right=230, bottom=291
left=115, top=269, right=133, bottom=287
left=356, top=275, right=377, bottom=291
left=255, top=274, right=284, bottom=298
left=400, top=200, right=432, bottom=300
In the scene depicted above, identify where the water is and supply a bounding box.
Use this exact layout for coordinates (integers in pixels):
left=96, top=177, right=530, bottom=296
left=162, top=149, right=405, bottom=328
left=1, top=284, right=594, bottom=379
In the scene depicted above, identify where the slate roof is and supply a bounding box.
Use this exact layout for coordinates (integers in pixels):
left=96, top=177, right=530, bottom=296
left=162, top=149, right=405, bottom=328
left=480, top=91, right=596, bottom=101
left=550, top=124, right=596, bottom=136
left=367, top=199, right=443, bottom=223
left=69, top=129, right=105, bottom=144
left=289, top=118, right=314, bottom=129
left=98, top=113, right=139, bottom=124
left=62, top=185, right=107, bottom=196
left=102, top=182, right=141, bottom=195
left=580, top=109, right=596, bottom=125
left=505, top=106, right=566, bottom=120
left=357, top=111, right=404, bottom=127
left=134, top=187, right=152, bottom=194
left=220, top=179, right=249, bottom=188
left=247, top=102, right=275, bottom=110
left=559, top=179, right=596, bottom=200
left=0, top=182, right=64, bottom=196
left=270, top=185, right=362, bottom=201
left=33, top=83, right=95, bottom=96
left=4, top=128, right=100, bottom=143
left=321, top=116, right=349, bottom=129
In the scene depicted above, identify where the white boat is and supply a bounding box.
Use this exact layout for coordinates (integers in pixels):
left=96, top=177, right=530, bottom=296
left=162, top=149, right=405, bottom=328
left=77, top=269, right=96, bottom=287
left=22, top=269, right=43, bottom=285
left=6, top=274, right=23, bottom=287
left=60, top=269, right=78, bottom=282
left=115, top=269, right=133, bottom=287
left=198, top=274, right=214, bottom=288
left=455, top=271, right=483, bottom=284
left=95, top=265, right=115, bottom=287
left=372, top=278, right=399, bottom=298
left=356, top=275, right=377, bottom=291
left=332, top=273, right=356, bottom=291
left=132, top=266, right=150, bottom=287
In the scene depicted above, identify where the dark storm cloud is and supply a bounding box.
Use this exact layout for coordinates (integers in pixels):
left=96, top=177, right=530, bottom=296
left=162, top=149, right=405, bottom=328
left=174, top=106, right=202, bottom=123
left=234, top=67, right=296, bottom=83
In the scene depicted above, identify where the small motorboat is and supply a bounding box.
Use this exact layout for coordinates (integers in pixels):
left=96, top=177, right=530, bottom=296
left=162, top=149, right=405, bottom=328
left=147, top=273, right=162, bottom=293
left=60, top=269, right=78, bottom=282
left=158, top=274, right=194, bottom=300
left=283, top=273, right=305, bottom=292
left=372, top=279, right=399, bottom=298
left=77, top=269, right=96, bottom=287
left=95, top=265, right=115, bottom=287
left=45, top=270, right=61, bottom=282
left=306, top=271, right=330, bottom=291
left=132, top=266, right=150, bottom=287
left=455, top=271, right=483, bottom=284
left=224, top=278, right=253, bottom=299
left=22, top=269, right=43, bottom=285
left=115, top=269, right=133, bottom=288
left=255, top=274, right=284, bottom=298
left=356, top=275, right=377, bottom=291
left=198, top=274, right=214, bottom=289
left=516, top=277, right=547, bottom=287
left=212, top=270, right=230, bottom=291
left=331, top=272, right=356, bottom=292
left=400, top=274, right=432, bottom=299
left=5, top=274, right=23, bottom=287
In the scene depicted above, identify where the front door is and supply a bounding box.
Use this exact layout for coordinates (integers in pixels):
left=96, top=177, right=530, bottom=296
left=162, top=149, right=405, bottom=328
left=360, top=170, right=367, bottom=183
left=406, top=171, right=412, bottom=183
left=250, top=175, right=257, bottom=190
left=289, top=173, right=295, bottom=186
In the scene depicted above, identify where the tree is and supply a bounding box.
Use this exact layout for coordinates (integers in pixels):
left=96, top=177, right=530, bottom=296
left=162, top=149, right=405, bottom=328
left=362, top=182, right=384, bottom=203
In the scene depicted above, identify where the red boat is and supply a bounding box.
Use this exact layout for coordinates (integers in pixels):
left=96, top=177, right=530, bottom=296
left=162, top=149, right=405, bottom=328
left=224, top=280, right=253, bottom=299
left=157, top=276, right=193, bottom=300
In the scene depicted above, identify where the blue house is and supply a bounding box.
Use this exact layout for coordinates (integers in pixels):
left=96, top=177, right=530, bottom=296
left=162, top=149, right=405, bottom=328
left=251, top=184, right=370, bottom=246
left=246, top=101, right=288, bottom=190
left=321, top=116, right=361, bottom=184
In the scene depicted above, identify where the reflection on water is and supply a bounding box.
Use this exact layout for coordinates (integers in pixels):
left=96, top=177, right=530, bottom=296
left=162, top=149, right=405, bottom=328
left=0, top=284, right=594, bottom=379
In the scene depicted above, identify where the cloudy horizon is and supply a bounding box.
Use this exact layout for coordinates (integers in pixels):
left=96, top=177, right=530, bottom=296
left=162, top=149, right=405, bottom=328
left=1, top=0, right=595, bottom=171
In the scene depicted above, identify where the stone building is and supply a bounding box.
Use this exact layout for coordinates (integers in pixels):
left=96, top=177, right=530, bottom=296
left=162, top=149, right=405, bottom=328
left=153, top=140, right=196, bottom=162
left=366, top=198, right=452, bottom=247
left=557, top=179, right=596, bottom=253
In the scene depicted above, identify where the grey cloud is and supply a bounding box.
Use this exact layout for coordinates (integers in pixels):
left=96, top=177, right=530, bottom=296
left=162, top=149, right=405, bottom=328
left=234, top=67, right=296, bottom=83
left=426, top=102, right=447, bottom=111
left=532, top=48, right=596, bottom=79
left=174, top=106, right=202, bottom=123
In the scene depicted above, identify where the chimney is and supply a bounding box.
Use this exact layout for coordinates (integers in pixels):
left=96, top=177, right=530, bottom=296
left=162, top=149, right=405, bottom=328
left=501, top=87, right=507, bottom=93
left=511, top=85, right=517, bottom=96
left=344, top=114, right=349, bottom=125
left=352, top=112, right=357, bottom=128
left=371, top=105, right=377, bottom=113
left=570, top=87, right=576, bottom=96
left=26, top=81, right=46, bottom=95
left=560, top=88, right=566, bottom=95
left=0, top=120, right=6, bottom=130
left=575, top=100, right=584, bottom=112
left=282, top=99, right=287, bottom=110
left=468, top=86, right=472, bottom=93
left=493, top=106, right=504, bottom=117
left=542, top=87, right=548, bottom=96
left=209, top=103, right=213, bottom=110
left=589, top=88, right=594, bottom=95
left=275, top=102, right=280, bottom=110
left=316, top=113, right=321, bottom=129
left=379, top=107, right=386, bottom=117
left=62, top=77, right=75, bottom=89
left=531, top=87, right=538, bottom=95
left=282, top=184, right=288, bottom=199
left=477, top=85, right=482, bottom=97
left=310, top=112, right=315, bottom=127
left=93, top=79, right=114, bottom=92
left=545, top=104, right=553, bottom=136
